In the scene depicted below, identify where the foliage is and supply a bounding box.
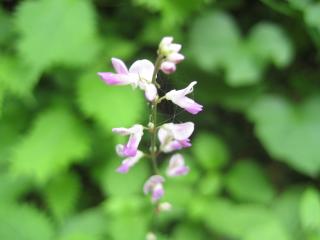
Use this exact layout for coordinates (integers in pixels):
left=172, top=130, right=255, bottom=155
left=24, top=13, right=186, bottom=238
left=1, top=0, right=320, bottom=239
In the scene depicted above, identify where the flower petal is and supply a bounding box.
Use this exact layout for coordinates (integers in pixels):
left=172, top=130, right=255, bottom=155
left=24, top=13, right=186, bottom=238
left=160, top=61, right=176, bottom=74
left=111, top=58, right=129, bottom=74
left=144, top=83, right=158, bottom=101
left=129, top=59, right=154, bottom=82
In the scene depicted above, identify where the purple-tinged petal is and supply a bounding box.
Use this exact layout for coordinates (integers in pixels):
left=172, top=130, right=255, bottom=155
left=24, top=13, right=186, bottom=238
left=160, top=61, right=176, bottom=74
left=176, top=97, right=203, bottom=115
left=112, top=127, right=131, bottom=135
left=97, top=72, right=122, bottom=85
left=143, top=175, right=165, bottom=195
left=111, top=58, right=129, bottom=74
left=152, top=184, right=164, bottom=202
left=116, top=151, right=143, bottom=174
left=144, top=83, right=158, bottom=101
left=167, top=52, right=185, bottom=64
left=167, top=154, right=189, bottom=177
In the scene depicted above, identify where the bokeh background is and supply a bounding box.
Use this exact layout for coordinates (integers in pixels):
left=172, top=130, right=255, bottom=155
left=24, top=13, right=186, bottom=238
left=1, top=0, right=320, bottom=239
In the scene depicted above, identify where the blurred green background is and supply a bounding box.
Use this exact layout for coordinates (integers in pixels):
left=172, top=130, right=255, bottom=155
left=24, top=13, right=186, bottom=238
left=1, top=0, right=320, bottom=239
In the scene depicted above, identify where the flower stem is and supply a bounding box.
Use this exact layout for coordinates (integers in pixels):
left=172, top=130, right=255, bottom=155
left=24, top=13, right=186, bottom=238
left=149, top=55, right=163, bottom=174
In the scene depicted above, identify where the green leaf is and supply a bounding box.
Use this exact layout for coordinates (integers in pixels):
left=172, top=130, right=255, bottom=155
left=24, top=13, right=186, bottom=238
left=248, top=22, right=294, bottom=67
left=58, top=208, right=108, bottom=240
left=225, top=160, right=275, bottom=204
left=10, top=106, right=90, bottom=183
left=44, top=172, right=81, bottom=221
left=15, top=0, right=98, bottom=70
left=224, top=43, right=263, bottom=86
left=77, top=70, right=146, bottom=132
left=172, top=224, right=207, bottom=240
left=192, top=133, right=229, bottom=170
left=97, top=155, right=149, bottom=196
left=247, top=95, right=320, bottom=176
left=198, top=172, right=222, bottom=196
left=189, top=10, right=240, bottom=71
left=304, top=3, right=320, bottom=30
left=0, top=55, right=40, bottom=97
left=205, top=199, right=287, bottom=239
left=300, top=188, right=320, bottom=231
left=0, top=204, right=54, bottom=240
left=243, top=219, right=290, bottom=240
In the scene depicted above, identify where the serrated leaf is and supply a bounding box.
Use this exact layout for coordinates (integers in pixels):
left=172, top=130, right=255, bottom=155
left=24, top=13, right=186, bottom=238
left=300, top=188, right=320, bottom=231
left=225, top=160, right=275, bottom=204
left=248, top=22, right=294, bottom=67
left=0, top=204, right=54, bottom=240
left=189, top=10, right=240, bottom=72
left=44, top=172, right=81, bottom=221
left=192, top=133, right=229, bottom=170
left=10, top=106, right=90, bottom=183
left=247, top=95, right=320, bottom=176
left=15, top=0, right=98, bottom=70
left=77, top=70, right=146, bottom=132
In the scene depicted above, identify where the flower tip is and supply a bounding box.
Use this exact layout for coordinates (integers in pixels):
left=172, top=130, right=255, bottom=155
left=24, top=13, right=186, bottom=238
left=116, top=165, right=129, bottom=174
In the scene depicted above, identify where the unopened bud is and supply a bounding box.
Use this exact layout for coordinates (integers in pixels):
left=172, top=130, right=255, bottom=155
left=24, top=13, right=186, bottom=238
left=146, top=232, right=157, bottom=240
left=158, top=202, right=172, bottom=212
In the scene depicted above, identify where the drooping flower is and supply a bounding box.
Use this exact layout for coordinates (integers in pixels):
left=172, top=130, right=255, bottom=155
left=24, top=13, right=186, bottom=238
left=143, top=175, right=165, bottom=202
left=158, top=122, right=194, bottom=153
left=167, top=154, right=189, bottom=177
left=159, top=36, right=184, bottom=75
left=98, top=58, right=158, bottom=101
left=165, top=81, right=203, bottom=114
left=117, top=150, right=144, bottom=174
left=112, top=124, right=144, bottom=157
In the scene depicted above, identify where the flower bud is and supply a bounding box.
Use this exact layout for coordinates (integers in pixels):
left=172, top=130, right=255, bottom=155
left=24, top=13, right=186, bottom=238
left=160, top=61, right=176, bottom=74
left=158, top=202, right=172, bottom=212
left=146, top=232, right=157, bottom=240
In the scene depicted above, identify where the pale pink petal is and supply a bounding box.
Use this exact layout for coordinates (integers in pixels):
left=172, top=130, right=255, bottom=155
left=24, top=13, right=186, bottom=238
left=143, top=175, right=165, bottom=195
left=111, top=58, right=129, bottom=74
left=112, top=127, right=131, bottom=135
left=176, top=97, right=203, bottom=115
left=160, top=61, right=176, bottom=74
left=144, top=83, right=158, bottom=101
left=160, top=36, right=173, bottom=46
left=168, top=43, right=182, bottom=52
left=98, top=72, right=135, bottom=86
left=129, top=59, right=154, bottom=82
left=170, top=122, right=194, bottom=140
left=167, top=154, right=189, bottom=177
left=167, top=52, right=185, bottom=64
left=152, top=184, right=164, bottom=202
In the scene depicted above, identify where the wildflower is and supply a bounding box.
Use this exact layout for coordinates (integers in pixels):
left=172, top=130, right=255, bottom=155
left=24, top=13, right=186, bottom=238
left=117, top=150, right=144, bottom=173
left=98, top=58, right=158, bottom=101
left=159, top=36, right=184, bottom=74
left=165, top=81, right=203, bottom=114
left=112, top=124, right=144, bottom=157
left=143, top=175, right=165, bottom=202
left=146, top=232, right=157, bottom=240
left=167, top=154, right=189, bottom=177
left=158, top=122, right=194, bottom=153
left=158, top=202, right=172, bottom=212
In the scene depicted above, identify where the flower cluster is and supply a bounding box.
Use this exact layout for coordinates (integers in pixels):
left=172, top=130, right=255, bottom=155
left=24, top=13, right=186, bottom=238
left=98, top=36, right=202, bottom=208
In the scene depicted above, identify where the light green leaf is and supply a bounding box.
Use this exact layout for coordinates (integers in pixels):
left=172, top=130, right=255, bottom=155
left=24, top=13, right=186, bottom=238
left=304, top=3, right=320, bottom=30
left=15, top=0, right=98, bottom=70
left=172, top=224, right=207, bottom=240
left=97, top=155, right=149, bottom=196
left=0, top=204, right=54, bottom=240
left=58, top=208, right=108, bottom=240
left=44, top=172, right=81, bottom=221
left=248, top=22, right=294, bottom=67
left=225, top=160, right=275, bottom=204
left=192, top=133, right=229, bottom=170
left=77, top=70, right=146, bottom=132
left=189, top=10, right=240, bottom=71
left=300, top=188, right=320, bottom=231
left=198, top=172, right=222, bottom=196
left=10, top=106, right=90, bottom=183
left=247, top=95, right=320, bottom=176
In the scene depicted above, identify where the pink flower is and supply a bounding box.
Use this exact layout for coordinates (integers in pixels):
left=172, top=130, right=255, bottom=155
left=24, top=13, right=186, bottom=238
left=143, top=175, right=165, bottom=202
left=158, top=122, right=194, bottom=153
left=112, top=124, right=144, bottom=157
left=117, top=150, right=144, bottom=174
left=165, top=81, right=203, bottom=114
left=159, top=36, right=184, bottom=75
left=167, top=154, right=189, bottom=177
left=98, top=58, right=158, bottom=101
